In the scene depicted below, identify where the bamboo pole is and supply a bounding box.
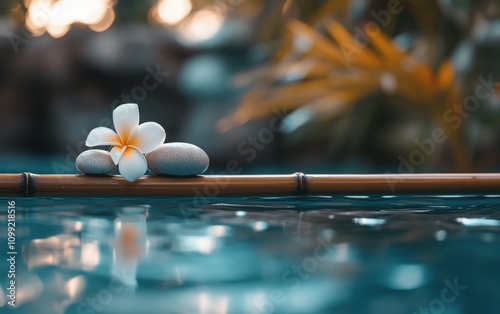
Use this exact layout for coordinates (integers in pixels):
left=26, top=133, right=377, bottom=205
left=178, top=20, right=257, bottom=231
left=0, top=173, right=499, bottom=197
left=0, top=173, right=26, bottom=196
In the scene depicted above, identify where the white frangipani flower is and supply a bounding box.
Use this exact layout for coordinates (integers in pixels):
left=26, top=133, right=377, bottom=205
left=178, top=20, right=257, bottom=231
left=85, top=103, right=166, bottom=182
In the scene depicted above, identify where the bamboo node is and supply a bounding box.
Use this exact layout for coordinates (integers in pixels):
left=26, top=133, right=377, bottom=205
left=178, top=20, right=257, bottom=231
left=294, top=172, right=308, bottom=194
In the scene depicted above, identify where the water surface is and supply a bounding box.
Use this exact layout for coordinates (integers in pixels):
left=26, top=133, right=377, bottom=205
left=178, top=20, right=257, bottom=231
left=1, top=195, right=499, bottom=314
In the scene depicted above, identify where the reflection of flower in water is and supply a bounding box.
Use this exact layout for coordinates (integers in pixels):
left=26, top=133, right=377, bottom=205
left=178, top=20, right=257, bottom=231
left=112, top=210, right=148, bottom=289
left=115, top=224, right=141, bottom=259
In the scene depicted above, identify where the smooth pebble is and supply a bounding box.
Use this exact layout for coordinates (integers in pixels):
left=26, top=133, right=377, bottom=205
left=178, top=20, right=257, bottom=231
left=146, top=143, right=209, bottom=176
left=76, top=150, right=116, bottom=175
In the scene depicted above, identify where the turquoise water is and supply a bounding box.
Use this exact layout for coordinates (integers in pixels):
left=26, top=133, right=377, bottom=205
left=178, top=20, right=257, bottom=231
left=1, top=195, right=500, bottom=314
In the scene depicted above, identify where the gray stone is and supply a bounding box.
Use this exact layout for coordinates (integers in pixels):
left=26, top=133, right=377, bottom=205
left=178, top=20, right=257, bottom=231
left=146, top=143, right=209, bottom=176
left=76, top=149, right=116, bottom=175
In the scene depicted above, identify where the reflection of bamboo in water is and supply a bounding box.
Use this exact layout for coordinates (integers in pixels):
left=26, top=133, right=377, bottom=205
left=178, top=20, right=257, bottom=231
left=1, top=172, right=500, bottom=196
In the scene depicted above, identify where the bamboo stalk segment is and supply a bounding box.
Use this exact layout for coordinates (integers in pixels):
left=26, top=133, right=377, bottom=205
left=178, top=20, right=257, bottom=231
left=0, top=173, right=26, bottom=196
left=0, top=173, right=499, bottom=197
left=28, top=173, right=299, bottom=197
left=307, top=173, right=500, bottom=194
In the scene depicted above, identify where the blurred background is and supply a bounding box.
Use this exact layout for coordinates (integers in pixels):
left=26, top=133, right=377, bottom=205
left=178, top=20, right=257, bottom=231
left=0, top=0, right=500, bottom=174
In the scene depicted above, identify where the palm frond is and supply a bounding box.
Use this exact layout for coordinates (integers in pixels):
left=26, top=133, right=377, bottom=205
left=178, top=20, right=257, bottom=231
left=222, top=17, right=470, bottom=170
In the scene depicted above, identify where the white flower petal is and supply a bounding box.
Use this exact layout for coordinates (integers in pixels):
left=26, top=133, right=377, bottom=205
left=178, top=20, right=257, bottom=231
left=113, top=103, right=139, bottom=143
left=128, top=122, right=166, bottom=154
left=118, top=146, right=147, bottom=182
left=110, top=146, right=126, bottom=165
left=86, top=127, right=121, bottom=147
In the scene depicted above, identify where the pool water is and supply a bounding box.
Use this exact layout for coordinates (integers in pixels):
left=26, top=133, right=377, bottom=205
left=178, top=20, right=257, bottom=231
left=1, top=195, right=500, bottom=314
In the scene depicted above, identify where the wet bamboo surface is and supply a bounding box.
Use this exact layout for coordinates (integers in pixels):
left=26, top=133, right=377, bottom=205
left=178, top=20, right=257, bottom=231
left=0, top=173, right=499, bottom=197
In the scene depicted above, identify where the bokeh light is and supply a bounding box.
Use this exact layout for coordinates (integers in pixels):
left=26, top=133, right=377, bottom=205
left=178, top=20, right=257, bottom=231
left=177, top=7, right=225, bottom=43
left=150, top=0, right=193, bottom=26
left=24, top=0, right=115, bottom=38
